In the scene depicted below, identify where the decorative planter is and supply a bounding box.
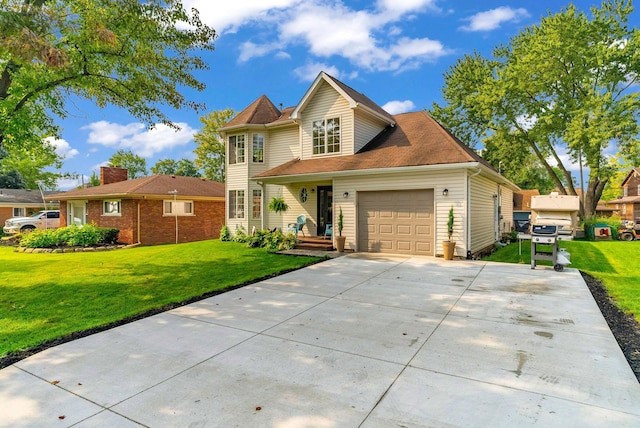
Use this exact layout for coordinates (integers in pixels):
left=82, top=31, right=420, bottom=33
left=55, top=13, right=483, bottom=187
left=443, top=241, right=456, bottom=260
left=336, top=236, right=346, bottom=252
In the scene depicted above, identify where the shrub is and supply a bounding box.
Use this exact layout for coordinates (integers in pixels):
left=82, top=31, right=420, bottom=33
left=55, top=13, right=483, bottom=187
left=220, top=225, right=231, bottom=241
left=20, top=229, right=61, bottom=248
left=583, top=215, right=623, bottom=240
left=98, top=228, right=119, bottom=245
left=221, top=227, right=297, bottom=252
left=233, top=225, right=248, bottom=243
left=19, top=224, right=120, bottom=248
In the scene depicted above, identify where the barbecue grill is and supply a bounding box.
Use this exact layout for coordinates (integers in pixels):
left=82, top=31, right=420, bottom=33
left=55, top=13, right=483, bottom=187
left=531, top=224, right=570, bottom=271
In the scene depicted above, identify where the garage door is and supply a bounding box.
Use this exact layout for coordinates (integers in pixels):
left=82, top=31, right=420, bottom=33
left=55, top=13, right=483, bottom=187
left=358, top=189, right=434, bottom=255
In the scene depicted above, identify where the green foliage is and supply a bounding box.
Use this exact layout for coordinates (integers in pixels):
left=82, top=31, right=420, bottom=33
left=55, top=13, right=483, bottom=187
left=268, top=196, right=289, bottom=214
left=219, top=225, right=231, bottom=241
left=19, top=224, right=120, bottom=248
left=193, top=108, right=235, bottom=182
left=583, top=215, right=624, bottom=240
left=151, top=158, right=201, bottom=177
left=222, top=228, right=297, bottom=252
left=431, top=0, right=640, bottom=219
left=233, top=225, right=248, bottom=243
left=338, top=207, right=344, bottom=236
left=0, top=240, right=319, bottom=358
left=447, top=206, right=454, bottom=241
left=108, top=150, right=147, bottom=179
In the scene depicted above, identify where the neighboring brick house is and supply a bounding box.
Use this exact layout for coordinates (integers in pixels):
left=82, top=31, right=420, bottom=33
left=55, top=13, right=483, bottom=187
left=222, top=71, right=519, bottom=257
left=0, top=189, right=60, bottom=225
left=607, top=167, right=640, bottom=222
left=50, top=167, right=225, bottom=245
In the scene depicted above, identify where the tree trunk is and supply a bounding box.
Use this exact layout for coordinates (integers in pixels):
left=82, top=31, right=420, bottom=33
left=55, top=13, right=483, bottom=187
left=583, top=177, right=608, bottom=219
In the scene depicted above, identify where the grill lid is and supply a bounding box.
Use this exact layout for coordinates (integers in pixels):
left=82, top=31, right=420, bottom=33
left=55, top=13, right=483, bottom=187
left=531, top=225, right=558, bottom=235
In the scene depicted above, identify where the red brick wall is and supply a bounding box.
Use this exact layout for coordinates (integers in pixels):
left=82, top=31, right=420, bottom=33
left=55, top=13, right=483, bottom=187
left=0, top=207, right=12, bottom=226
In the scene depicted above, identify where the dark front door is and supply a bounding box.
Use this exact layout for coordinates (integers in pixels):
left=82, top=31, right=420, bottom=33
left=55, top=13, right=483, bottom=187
left=317, top=186, right=333, bottom=236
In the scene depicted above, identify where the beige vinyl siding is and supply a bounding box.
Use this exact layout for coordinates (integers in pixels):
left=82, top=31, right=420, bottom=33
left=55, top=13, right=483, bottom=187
left=469, top=174, right=499, bottom=254
left=336, top=168, right=467, bottom=254
left=500, top=187, right=514, bottom=238
left=300, top=81, right=354, bottom=159
left=226, top=158, right=249, bottom=232
left=354, top=110, right=386, bottom=152
left=266, top=125, right=300, bottom=168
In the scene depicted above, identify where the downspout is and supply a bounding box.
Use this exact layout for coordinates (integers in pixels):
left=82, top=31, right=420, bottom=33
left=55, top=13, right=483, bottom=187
left=258, top=181, right=266, bottom=230
left=137, top=201, right=141, bottom=244
left=467, top=168, right=482, bottom=259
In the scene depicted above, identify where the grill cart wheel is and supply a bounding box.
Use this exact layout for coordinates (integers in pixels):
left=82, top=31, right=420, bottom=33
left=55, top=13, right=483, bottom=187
left=554, top=264, right=564, bottom=272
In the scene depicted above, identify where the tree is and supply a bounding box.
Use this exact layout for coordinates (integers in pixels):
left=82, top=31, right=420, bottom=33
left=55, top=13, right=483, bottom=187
left=1, top=134, right=61, bottom=188
left=193, top=108, right=235, bottom=182
left=431, top=0, right=640, bottom=219
left=151, top=158, right=200, bottom=177
left=0, top=0, right=216, bottom=182
left=108, top=149, right=147, bottom=179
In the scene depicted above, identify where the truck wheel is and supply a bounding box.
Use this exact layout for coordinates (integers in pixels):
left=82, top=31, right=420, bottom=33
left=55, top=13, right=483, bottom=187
left=21, top=225, right=35, bottom=233
left=620, top=232, right=634, bottom=241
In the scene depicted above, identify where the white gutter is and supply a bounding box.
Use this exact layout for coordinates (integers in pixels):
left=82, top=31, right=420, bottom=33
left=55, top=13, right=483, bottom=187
left=467, top=168, right=482, bottom=258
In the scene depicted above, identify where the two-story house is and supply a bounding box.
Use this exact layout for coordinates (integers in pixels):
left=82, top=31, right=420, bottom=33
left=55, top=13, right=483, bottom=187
left=608, top=167, right=640, bottom=222
left=222, top=72, right=518, bottom=258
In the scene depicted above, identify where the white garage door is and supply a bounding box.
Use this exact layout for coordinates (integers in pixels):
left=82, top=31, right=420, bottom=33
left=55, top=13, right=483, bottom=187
left=358, top=189, right=434, bottom=255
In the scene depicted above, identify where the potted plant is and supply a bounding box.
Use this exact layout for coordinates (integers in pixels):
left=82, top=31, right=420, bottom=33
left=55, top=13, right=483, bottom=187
left=267, top=196, right=288, bottom=215
left=443, top=206, right=456, bottom=260
left=335, top=207, right=346, bottom=252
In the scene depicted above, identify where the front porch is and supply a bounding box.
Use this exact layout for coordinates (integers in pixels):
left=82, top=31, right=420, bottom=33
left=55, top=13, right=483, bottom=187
left=293, top=235, right=334, bottom=251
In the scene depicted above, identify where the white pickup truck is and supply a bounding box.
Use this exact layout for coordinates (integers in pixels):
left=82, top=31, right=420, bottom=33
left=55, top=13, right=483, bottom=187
left=3, top=210, right=60, bottom=234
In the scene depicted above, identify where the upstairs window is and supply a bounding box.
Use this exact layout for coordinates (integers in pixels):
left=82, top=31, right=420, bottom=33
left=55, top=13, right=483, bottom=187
left=252, top=134, right=264, bottom=163
left=229, top=190, right=245, bottom=219
left=623, top=187, right=628, bottom=197
left=229, top=135, right=245, bottom=164
left=313, top=117, right=340, bottom=154
left=103, top=200, right=121, bottom=216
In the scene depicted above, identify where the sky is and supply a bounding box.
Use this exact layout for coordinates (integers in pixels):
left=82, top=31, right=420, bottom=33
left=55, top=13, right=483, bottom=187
left=48, top=0, right=639, bottom=190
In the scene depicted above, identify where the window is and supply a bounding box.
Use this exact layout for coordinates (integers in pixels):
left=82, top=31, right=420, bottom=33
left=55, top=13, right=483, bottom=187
left=13, top=207, right=25, bottom=217
left=252, top=134, right=264, bottom=163
left=312, top=117, right=340, bottom=154
left=623, top=187, right=628, bottom=197
left=164, top=200, right=194, bottom=216
left=229, top=190, right=245, bottom=219
left=229, top=135, right=245, bottom=164
left=252, top=189, right=262, bottom=219
left=622, top=204, right=627, bottom=215
left=637, top=185, right=640, bottom=195
left=103, top=200, right=121, bottom=216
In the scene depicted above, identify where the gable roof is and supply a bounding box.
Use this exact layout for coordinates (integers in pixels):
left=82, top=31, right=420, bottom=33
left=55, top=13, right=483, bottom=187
left=0, top=189, right=61, bottom=205
left=254, top=111, right=498, bottom=179
left=513, top=189, right=540, bottom=211
left=621, top=167, right=640, bottom=187
left=290, top=72, right=395, bottom=125
left=50, top=175, right=224, bottom=200
left=223, top=95, right=282, bottom=129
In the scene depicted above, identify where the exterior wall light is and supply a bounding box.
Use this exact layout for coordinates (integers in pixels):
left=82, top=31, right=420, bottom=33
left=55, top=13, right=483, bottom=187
left=442, top=188, right=449, bottom=197
left=343, top=192, right=349, bottom=198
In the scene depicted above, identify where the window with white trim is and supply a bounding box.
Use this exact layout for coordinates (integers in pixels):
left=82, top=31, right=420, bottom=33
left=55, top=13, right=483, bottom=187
left=229, top=135, right=245, bottom=164
left=252, top=134, right=264, bottom=163
left=623, top=187, right=628, bottom=197
left=164, top=200, right=194, bottom=216
left=252, top=189, right=262, bottom=219
left=312, top=117, right=340, bottom=154
left=13, top=207, right=25, bottom=217
left=103, top=200, right=121, bottom=216
left=228, top=190, right=245, bottom=219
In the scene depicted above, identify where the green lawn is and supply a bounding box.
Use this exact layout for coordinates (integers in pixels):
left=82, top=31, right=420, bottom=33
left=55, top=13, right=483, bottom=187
left=0, top=240, right=320, bottom=358
left=484, top=239, right=640, bottom=321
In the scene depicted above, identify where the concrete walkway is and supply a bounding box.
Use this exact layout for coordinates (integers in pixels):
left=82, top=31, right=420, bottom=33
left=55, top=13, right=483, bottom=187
left=1, top=254, right=639, bottom=427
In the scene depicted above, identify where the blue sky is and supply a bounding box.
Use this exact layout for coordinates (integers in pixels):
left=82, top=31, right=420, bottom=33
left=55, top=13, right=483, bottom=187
left=49, top=0, right=638, bottom=189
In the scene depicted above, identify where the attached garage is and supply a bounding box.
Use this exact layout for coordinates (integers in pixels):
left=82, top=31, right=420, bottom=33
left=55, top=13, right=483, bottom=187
left=357, top=189, right=434, bottom=255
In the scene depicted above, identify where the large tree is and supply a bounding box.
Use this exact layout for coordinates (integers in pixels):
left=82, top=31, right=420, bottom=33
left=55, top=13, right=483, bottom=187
left=108, top=149, right=147, bottom=179
left=0, top=0, right=216, bottom=185
left=431, top=0, right=640, bottom=218
left=193, top=108, right=234, bottom=183
left=151, top=158, right=201, bottom=177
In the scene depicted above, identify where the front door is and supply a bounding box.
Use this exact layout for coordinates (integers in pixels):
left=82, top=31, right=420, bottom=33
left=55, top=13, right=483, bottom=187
left=317, top=186, right=333, bottom=236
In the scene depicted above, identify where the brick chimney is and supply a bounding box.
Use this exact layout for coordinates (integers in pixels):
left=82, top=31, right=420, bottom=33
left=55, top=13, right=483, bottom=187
left=100, top=166, right=128, bottom=185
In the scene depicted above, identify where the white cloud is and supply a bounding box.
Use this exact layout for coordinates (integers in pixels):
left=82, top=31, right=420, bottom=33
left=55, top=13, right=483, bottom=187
left=293, top=62, right=342, bottom=82
left=82, top=121, right=197, bottom=158
left=45, top=137, right=79, bottom=160
left=382, top=100, right=416, bottom=114
left=460, top=7, right=529, bottom=32
left=377, top=0, right=439, bottom=17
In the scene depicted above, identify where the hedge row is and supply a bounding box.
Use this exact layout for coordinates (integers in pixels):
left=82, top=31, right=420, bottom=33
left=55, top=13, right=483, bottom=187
left=19, top=224, right=120, bottom=249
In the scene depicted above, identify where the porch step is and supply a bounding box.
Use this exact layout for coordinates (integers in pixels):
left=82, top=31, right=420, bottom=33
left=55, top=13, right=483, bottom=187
left=294, top=236, right=334, bottom=251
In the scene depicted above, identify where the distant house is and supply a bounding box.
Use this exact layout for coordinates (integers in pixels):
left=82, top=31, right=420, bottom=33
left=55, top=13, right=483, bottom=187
left=50, top=167, right=225, bottom=245
left=513, top=189, right=539, bottom=232
left=606, top=167, right=640, bottom=222
left=222, top=71, right=519, bottom=257
left=0, top=189, right=60, bottom=225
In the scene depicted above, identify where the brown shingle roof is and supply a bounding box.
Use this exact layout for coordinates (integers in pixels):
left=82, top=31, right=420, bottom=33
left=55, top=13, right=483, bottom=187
left=254, top=111, right=493, bottom=178
left=323, top=73, right=395, bottom=123
left=51, top=175, right=224, bottom=200
left=224, top=95, right=282, bottom=128
left=514, top=189, right=540, bottom=211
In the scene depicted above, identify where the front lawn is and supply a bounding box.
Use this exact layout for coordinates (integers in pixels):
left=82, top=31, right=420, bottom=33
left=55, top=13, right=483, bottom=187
left=484, top=239, right=640, bottom=321
left=0, top=240, right=320, bottom=359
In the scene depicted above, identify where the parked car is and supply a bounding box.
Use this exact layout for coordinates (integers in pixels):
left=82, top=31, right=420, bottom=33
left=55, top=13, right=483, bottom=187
left=3, top=210, right=60, bottom=234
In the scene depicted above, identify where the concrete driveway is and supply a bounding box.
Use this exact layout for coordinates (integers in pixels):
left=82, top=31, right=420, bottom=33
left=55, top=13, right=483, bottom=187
left=1, top=254, right=639, bottom=427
